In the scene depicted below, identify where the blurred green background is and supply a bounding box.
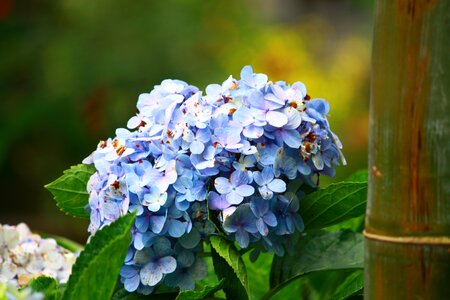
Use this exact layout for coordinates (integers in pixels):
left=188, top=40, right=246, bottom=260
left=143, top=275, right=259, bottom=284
left=0, top=0, right=372, bottom=281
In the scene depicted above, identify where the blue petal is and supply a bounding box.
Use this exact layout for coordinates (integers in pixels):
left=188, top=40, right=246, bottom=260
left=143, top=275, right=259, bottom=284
left=236, top=184, right=255, bottom=197
left=243, top=125, right=264, bottom=139
left=190, top=141, right=205, bottom=154
left=120, top=265, right=138, bottom=278
left=135, top=216, right=150, bottom=232
left=256, top=218, right=268, bottom=236
left=167, top=219, right=186, bottom=238
left=252, top=171, right=264, bottom=186
left=250, top=198, right=269, bottom=217
left=233, top=107, right=253, bottom=126
left=158, top=256, right=177, bottom=274
left=268, top=179, right=286, bottom=193
left=263, top=211, right=278, bottom=227
left=208, top=192, right=231, bottom=210
left=124, top=274, right=140, bottom=292
left=214, top=177, right=232, bottom=194
left=226, top=190, right=244, bottom=205
left=140, top=262, right=163, bottom=286
left=150, top=215, right=167, bottom=234
left=240, top=66, right=253, bottom=82
left=281, top=129, right=301, bottom=148
left=235, top=229, right=250, bottom=248
left=266, top=111, right=288, bottom=128
left=259, top=185, right=273, bottom=200
left=261, top=167, right=274, bottom=184
left=133, top=232, right=145, bottom=250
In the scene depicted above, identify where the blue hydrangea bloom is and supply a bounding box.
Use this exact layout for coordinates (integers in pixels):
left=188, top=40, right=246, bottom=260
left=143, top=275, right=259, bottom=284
left=83, top=66, right=345, bottom=294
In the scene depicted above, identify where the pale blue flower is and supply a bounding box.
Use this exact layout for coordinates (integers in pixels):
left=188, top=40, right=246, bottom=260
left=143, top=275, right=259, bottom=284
left=214, top=170, right=254, bottom=205
left=253, top=167, right=286, bottom=200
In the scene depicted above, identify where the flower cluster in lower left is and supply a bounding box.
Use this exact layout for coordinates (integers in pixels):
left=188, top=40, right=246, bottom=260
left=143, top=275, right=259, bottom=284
left=0, top=223, right=76, bottom=288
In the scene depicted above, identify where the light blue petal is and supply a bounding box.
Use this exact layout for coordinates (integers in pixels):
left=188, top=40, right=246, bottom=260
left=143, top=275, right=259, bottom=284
left=158, top=256, right=177, bottom=274
left=124, top=274, right=140, bottom=292
left=243, top=125, right=264, bottom=139
left=266, top=111, right=288, bottom=128
left=140, top=262, right=163, bottom=286
left=208, top=192, right=231, bottom=210
left=167, top=220, right=186, bottom=238
left=133, top=232, right=145, bottom=250
left=236, top=184, right=255, bottom=197
left=226, top=190, right=244, bottom=205
left=149, top=215, right=167, bottom=234
left=261, top=167, right=274, bottom=184
left=240, top=65, right=253, bottom=82
left=120, top=265, right=138, bottom=278
left=263, top=211, right=278, bottom=227
left=135, top=217, right=150, bottom=232
left=281, top=129, right=302, bottom=148
left=259, top=185, right=273, bottom=200
left=268, top=179, right=286, bottom=193
left=233, top=107, right=253, bottom=126
left=190, top=140, right=205, bottom=154
left=214, top=177, right=232, bottom=194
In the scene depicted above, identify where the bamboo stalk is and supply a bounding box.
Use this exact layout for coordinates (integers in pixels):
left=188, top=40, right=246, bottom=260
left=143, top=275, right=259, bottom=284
left=366, top=0, right=450, bottom=298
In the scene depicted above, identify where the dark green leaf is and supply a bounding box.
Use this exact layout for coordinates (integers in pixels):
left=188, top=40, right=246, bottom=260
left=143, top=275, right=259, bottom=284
left=331, top=269, right=364, bottom=300
left=112, top=288, right=178, bottom=300
left=63, top=213, right=135, bottom=300
left=175, top=279, right=224, bottom=300
left=268, top=230, right=364, bottom=298
left=45, top=164, right=96, bottom=218
left=300, top=171, right=367, bottom=230
left=210, top=236, right=248, bottom=300
left=29, top=276, right=61, bottom=300
left=111, top=289, right=149, bottom=300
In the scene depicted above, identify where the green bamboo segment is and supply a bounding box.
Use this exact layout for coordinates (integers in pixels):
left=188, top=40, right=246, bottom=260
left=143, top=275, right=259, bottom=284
left=366, top=0, right=450, bottom=298
left=365, top=240, right=450, bottom=299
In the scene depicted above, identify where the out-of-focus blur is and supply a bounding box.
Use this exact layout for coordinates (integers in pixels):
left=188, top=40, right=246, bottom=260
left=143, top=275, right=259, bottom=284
left=0, top=0, right=373, bottom=242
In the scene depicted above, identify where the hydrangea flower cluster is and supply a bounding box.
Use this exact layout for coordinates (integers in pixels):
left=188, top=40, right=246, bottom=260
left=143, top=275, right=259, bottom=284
left=0, top=223, right=76, bottom=288
left=0, top=282, right=44, bottom=300
left=83, top=66, right=345, bottom=294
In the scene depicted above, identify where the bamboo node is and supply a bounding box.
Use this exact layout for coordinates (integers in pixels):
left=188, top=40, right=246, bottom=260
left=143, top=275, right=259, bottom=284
left=363, top=230, right=450, bottom=245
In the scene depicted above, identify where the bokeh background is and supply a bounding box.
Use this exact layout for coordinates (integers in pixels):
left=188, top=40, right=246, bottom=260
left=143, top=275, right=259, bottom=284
left=0, top=0, right=372, bottom=293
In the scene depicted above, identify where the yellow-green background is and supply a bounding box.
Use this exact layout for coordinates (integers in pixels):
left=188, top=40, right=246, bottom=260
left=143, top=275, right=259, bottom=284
left=0, top=1, right=372, bottom=297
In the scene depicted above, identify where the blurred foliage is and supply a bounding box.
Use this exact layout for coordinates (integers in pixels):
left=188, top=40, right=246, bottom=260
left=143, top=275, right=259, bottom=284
left=1, top=0, right=371, bottom=268
left=0, top=0, right=372, bottom=298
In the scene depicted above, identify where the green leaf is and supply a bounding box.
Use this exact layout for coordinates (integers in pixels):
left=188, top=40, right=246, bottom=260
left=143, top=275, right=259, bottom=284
left=45, top=164, right=96, bottom=218
left=210, top=236, right=249, bottom=300
left=300, top=171, right=367, bottom=231
left=0, top=284, right=6, bottom=300
left=112, top=288, right=178, bottom=300
left=243, top=252, right=273, bottom=300
left=331, top=269, right=364, bottom=300
left=175, top=279, right=224, bottom=300
left=268, top=230, right=364, bottom=299
left=63, top=213, right=135, bottom=300
left=29, top=276, right=61, bottom=300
